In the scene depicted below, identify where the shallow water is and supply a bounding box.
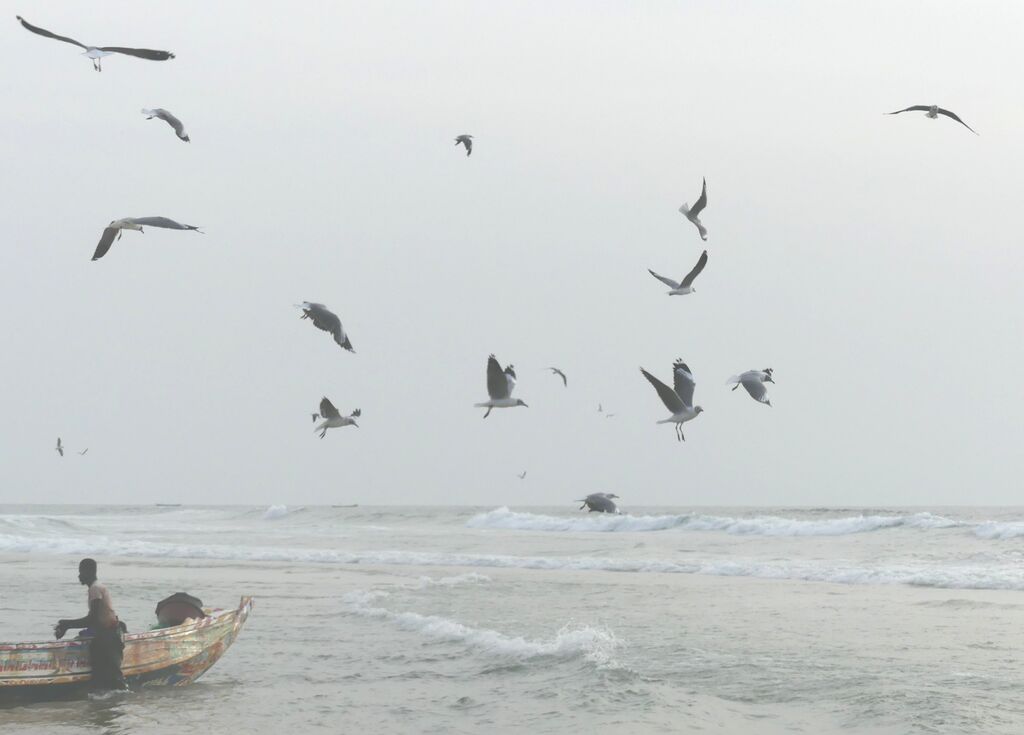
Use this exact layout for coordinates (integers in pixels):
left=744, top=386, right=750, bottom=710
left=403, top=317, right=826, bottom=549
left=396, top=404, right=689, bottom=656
left=2, top=505, right=1024, bottom=733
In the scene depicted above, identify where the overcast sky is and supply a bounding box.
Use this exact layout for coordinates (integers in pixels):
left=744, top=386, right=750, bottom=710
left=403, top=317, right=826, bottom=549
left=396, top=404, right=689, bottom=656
left=2, top=1, right=1022, bottom=506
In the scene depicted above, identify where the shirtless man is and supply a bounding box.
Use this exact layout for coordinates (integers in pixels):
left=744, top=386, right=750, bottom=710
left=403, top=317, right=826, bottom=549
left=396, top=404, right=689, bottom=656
left=54, top=558, right=127, bottom=692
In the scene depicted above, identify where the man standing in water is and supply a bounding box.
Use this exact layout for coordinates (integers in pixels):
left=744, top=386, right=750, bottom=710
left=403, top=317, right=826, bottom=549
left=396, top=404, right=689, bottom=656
left=54, top=558, right=127, bottom=692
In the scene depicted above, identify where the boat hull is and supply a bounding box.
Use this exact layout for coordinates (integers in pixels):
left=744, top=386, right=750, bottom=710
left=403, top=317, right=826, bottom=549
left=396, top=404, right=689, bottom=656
left=0, top=596, right=252, bottom=705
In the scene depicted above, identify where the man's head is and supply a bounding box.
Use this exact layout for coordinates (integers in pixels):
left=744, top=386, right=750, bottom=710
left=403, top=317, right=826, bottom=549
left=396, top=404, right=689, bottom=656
left=78, top=558, right=97, bottom=586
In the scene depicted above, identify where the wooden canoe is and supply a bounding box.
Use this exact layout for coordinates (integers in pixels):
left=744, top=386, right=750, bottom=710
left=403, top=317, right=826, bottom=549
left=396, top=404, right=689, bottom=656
left=0, top=596, right=252, bottom=705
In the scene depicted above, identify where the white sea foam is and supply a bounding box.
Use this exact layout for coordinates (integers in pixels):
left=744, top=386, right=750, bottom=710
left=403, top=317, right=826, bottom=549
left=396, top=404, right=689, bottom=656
left=344, top=590, right=619, bottom=664
left=416, top=573, right=492, bottom=588
left=262, top=505, right=289, bottom=520
left=467, top=507, right=961, bottom=536
left=973, top=522, right=1024, bottom=540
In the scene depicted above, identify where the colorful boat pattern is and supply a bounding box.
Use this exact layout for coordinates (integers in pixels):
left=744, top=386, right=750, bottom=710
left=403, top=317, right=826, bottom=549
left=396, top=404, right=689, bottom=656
left=0, top=596, right=252, bottom=704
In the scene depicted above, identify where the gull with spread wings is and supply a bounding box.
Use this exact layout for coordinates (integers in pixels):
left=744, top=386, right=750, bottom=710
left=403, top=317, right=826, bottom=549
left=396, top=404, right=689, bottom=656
left=91, top=217, right=202, bottom=261
left=885, top=105, right=978, bottom=135
left=640, top=360, right=703, bottom=441
left=648, top=250, right=708, bottom=295
left=679, top=178, right=709, bottom=241
left=16, top=15, right=175, bottom=71
left=314, top=398, right=360, bottom=439
left=727, top=368, right=774, bottom=406
left=475, top=355, right=528, bottom=418
left=296, top=303, right=354, bottom=352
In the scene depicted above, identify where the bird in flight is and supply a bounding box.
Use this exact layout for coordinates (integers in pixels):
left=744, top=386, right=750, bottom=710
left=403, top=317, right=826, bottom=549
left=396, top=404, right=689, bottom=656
left=517, top=471, right=527, bottom=480
left=78, top=449, right=89, bottom=456
left=55, top=437, right=64, bottom=457
left=885, top=105, right=978, bottom=135
left=577, top=492, right=620, bottom=514
left=727, top=368, right=774, bottom=406
left=547, top=367, right=568, bottom=387
left=314, top=398, right=360, bottom=438
left=475, top=355, right=528, bottom=418
left=640, top=360, right=704, bottom=442
left=92, top=217, right=202, bottom=261
left=16, top=16, right=175, bottom=71
left=648, top=250, right=708, bottom=295
left=679, top=178, right=709, bottom=241
left=454, top=134, right=473, bottom=156
left=296, top=302, right=354, bottom=352
left=597, top=404, right=616, bottom=418
left=142, top=108, right=190, bottom=142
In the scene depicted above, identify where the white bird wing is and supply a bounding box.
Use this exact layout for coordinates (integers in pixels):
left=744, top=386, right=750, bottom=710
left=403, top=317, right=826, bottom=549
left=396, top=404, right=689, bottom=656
left=92, top=227, right=119, bottom=261
left=126, top=217, right=199, bottom=231
left=143, top=108, right=188, bottom=140
left=742, top=379, right=770, bottom=404
left=690, top=178, right=708, bottom=217
left=319, top=397, right=342, bottom=420
left=640, top=367, right=687, bottom=414
left=680, top=250, right=708, bottom=288
left=648, top=269, right=680, bottom=289
left=16, top=16, right=86, bottom=49
left=936, top=108, right=978, bottom=134
left=672, top=362, right=696, bottom=408
left=486, top=355, right=509, bottom=400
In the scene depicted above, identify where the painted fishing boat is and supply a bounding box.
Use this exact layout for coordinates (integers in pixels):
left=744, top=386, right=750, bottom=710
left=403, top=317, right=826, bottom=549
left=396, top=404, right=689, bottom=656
left=0, top=596, right=252, bottom=705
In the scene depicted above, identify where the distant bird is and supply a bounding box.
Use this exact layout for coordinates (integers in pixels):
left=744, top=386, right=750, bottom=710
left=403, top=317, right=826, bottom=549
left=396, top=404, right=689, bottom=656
left=55, top=437, right=63, bottom=457
left=727, top=368, right=774, bottom=406
left=648, top=250, right=708, bottom=295
left=92, top=217, right=202, bottom=261
left=296, top=302, right=354, bottom=352
left=314, top=398, right=360, bottom=438
left=640, top=360, right=704, bottom=441
left=78, top=449, right=89, bottom=456
left=454, top=134, right=473, bottom=156
left=597, top=403, right=616, bottom=418
left=547, top=367, right=568, bottom=387
left=15, top=16, right=175, bottom=72
left=678, top=178, right=709, bottom=241
left=885, top=105, right=978, bottom=135
left=475, top=354, right=528, bottom=418
left=517, top=471, right=527, bottom=480
left=577, top=492, right=620, bottom=514
left=142, top=108, right=189, bottom=142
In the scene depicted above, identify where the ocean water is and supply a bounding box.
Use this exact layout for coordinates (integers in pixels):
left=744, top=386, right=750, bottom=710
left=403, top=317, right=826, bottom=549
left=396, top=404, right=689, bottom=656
left=3, top=504, right=1024, bottom=733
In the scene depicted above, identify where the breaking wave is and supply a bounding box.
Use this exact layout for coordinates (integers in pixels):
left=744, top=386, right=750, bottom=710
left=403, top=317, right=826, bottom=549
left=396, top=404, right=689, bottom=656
left=262, top=505, right=289, bottom=520
left=973, top=522, right=1024, bottom=540
left=344, top=590, right=619, bottom=665
left=467, top=507, right=960, bottom=536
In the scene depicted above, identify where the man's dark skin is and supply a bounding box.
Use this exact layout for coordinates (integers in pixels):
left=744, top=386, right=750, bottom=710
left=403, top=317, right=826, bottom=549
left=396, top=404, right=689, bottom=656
left=54, top=558, right=126, bottom=692
left=53, top=561, right=103, bottom=640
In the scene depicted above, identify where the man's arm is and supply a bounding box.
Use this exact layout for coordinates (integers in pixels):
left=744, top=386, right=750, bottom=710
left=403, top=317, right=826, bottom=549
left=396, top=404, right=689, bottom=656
left=54, top=600, right=101, bottom=639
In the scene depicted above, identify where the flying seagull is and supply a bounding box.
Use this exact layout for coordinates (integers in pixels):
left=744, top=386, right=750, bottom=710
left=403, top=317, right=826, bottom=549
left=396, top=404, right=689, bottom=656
left=475, top=354, right=528, bottom=418
left=314, top=398, right=360, bottom=438
left=454, top=134, right=473, bottom=156
left=577, top=492, right=620, bottom=514
left=885, top=105, right=977, bottom=135
left=296, top=302, right=354, bottom=352
left=78, top=448, right=89, bottom=456
left=648, top=250, right=708, bottom=295
left=55, top=437, right=63, bottom=457
left=679, top=178, right=709, bottom=241
left=597, top=403, right=616, bottom=418
left=92, top=217, right=202, bottom=261
left=727, top=368, right=774, bottom=406
left=517, top=471, right=527, bottom=480
left=142, top=108, right=189, bottom=142
left=640, top=360, right=704, bottom=442
left=547, top=367, right=568, bottom=387
left=16, top=16, right=175, bottom=71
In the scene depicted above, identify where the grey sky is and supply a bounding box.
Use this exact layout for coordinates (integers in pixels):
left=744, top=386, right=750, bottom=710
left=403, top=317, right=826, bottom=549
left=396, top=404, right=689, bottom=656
left=2, top=1, right=1022, bottom=505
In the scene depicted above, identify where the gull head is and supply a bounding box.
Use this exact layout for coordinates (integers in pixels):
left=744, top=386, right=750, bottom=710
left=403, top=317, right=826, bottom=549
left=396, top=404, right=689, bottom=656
left=694, top=406, right=704, bottom=415
left=927, top=105, right=939, bottom=118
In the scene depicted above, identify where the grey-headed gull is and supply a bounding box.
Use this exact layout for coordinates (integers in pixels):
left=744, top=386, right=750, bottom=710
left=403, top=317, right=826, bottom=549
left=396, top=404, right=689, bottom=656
left=475, top=354, right=528, bottom=418
left=648, top=250, right=708, bottom=295
left=314, top=398, right=360, bottom=438
left=142, top=108, right=189, bottom=142
left=92, top=217, right=201, bottom=260
left=577, top=493, right=620, bottom=514
left=885, top=105, right=977, bottom=135
left=16, top=16, right=175, bottom=71
left=296, top=302, right=354, bottom=352
left=640, top=360, right=703, bottom=441
left=727, top=368, right=774, bottom=406
left=679, top=179, right=708, bottom=241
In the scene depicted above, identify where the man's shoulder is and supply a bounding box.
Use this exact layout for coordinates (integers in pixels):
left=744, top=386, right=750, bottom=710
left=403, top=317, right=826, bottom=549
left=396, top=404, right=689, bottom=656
left=88, top=581, right=109, bottom=599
